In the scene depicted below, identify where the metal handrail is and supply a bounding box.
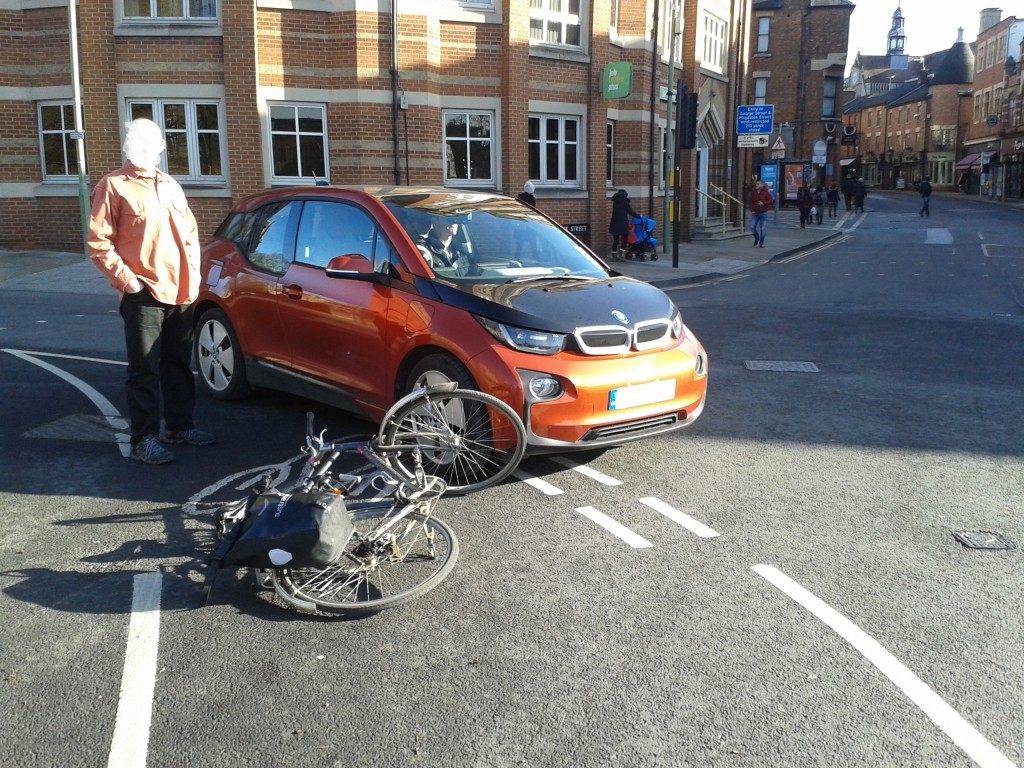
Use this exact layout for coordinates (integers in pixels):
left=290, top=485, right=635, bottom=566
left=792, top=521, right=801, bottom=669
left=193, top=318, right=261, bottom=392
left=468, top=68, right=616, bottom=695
left=696, top=184, right=747, bottom=236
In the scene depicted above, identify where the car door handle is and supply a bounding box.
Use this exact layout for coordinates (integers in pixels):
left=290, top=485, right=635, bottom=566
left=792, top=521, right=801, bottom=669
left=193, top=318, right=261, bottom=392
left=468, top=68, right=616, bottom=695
left=281, top=284, right=303, bottom=300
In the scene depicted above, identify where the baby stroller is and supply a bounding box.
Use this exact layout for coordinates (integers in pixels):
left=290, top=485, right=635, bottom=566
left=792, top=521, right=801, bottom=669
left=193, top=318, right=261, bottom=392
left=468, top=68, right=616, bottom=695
left=626, top=216, right=658, bottom=261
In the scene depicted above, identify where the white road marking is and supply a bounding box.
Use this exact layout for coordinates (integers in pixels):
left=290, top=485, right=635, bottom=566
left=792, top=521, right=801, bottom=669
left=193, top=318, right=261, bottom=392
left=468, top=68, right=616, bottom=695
left=752, top=564, right=1016, bottom=768
left=181, top=461, right=299, bottom=515
left=3, top=348, right=130, bottom=454
left=512, top=468, right=564, bottom=495
left=550, top=456, right=623, bottom=486
left=925, top=228, right=954, bottom=245
left=639, top=497, right=719, bottom=538
left=575, top=506, right=652, bottom=548
left=107, top=572, right=162, bottom=768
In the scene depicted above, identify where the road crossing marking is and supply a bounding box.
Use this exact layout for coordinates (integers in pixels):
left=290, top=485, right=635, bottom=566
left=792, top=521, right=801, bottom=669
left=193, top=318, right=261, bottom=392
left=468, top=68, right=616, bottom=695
left=549, top=456, right=623, bottom=485
left=639, top=497, right=719, bottom=538
left=512, top=468, right=564, bottom=495
left=753, top=564, right=1016, bottom=768
left=107, top=572, right=162, bottom=768
left=575, top=506, right=652, bottom=548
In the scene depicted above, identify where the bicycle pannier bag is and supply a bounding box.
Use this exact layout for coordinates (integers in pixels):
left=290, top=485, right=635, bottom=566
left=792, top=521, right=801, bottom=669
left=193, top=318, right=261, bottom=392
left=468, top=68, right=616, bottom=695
left=223, top=489, right=354, bottom=569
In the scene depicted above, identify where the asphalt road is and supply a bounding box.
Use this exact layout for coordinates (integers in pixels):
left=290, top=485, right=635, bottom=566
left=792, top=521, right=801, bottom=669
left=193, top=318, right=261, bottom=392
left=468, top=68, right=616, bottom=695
left=1, top=193, right=1021, bottom=767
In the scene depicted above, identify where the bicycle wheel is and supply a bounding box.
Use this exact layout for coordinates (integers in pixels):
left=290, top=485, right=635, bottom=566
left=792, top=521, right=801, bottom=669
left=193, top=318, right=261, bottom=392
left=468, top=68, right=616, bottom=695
left=270, top=507, right=458, bottom=615
left=378, top=388, right=526, bottom=495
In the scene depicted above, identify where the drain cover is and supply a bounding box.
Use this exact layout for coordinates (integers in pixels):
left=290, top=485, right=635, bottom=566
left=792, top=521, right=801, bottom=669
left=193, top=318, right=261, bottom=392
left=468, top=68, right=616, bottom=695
left=744, top=360, right=820, bottom=372
left=25, top=413, right=126, bottom=442
left=952, top=530, right=1015, bottom=551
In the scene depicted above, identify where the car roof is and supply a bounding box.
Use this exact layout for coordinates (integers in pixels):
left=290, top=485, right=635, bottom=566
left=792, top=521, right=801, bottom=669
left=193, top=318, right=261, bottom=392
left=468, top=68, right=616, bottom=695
left=231, top=185, right=511, bottom=214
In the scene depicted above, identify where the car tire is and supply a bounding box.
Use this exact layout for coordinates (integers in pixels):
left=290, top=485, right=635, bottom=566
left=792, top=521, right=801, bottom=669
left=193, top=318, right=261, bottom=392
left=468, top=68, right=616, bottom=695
left=405, top=354, right=478, bottom=395
left=195, top=308, right=250, bottom=400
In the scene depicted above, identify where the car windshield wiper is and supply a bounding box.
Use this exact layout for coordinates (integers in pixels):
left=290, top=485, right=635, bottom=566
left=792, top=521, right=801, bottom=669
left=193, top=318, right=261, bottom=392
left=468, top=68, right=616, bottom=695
left=506, top=274, right=594, bottom=284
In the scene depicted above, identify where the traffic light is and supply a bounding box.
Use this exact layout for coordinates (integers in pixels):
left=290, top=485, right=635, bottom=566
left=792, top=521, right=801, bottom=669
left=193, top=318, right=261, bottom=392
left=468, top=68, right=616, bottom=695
left=676, top=88, right=697, bottom=150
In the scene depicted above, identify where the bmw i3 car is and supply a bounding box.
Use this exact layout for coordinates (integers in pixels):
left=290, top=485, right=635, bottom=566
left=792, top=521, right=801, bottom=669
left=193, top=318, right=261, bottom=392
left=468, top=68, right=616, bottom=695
left=194, top=186, right=707, bottom=451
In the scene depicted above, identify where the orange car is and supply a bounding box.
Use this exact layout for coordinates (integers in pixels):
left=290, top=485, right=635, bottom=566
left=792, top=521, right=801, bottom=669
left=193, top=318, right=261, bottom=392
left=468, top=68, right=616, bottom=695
left=194, top=186, right=707, bottom=451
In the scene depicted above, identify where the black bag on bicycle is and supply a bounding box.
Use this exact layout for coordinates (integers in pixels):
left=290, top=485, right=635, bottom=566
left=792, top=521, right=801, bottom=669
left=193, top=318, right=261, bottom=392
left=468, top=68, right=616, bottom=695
left=222, top=489, right=354, bottom=569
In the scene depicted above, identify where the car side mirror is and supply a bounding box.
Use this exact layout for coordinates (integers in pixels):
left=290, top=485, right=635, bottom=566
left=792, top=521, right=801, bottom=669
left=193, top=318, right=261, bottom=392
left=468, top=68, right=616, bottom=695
left=325, top=254, right=381, bottom=281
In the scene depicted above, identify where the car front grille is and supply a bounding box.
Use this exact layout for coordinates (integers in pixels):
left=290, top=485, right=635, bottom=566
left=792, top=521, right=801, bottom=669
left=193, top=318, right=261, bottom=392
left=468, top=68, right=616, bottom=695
left=574, top=319, right=673, bottom=355
left=581, top=413, right=680, bottom=441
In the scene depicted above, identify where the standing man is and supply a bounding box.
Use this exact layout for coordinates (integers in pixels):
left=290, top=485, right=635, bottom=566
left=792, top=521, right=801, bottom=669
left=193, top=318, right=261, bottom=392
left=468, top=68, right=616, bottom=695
left=748, top=179, right=773, bottom=248
left=88, top=118, right=215, bottom=465
left=919, top=176, right=932, bottom=216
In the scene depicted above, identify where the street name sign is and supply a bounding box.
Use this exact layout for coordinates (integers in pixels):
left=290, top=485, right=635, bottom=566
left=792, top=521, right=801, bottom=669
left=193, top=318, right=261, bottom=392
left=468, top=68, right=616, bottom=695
left=737, top=105, right=774, bottom=135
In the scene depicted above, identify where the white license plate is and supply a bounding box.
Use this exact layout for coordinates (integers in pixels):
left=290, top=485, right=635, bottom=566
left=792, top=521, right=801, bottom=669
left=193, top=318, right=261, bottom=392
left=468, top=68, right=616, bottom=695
left=608, top=379, right=675, bottom=411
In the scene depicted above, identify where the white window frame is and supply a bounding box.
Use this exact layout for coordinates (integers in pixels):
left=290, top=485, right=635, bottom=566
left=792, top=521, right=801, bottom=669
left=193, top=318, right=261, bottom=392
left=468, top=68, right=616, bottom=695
left=529, top=0, right=582, bottom=50
left=660, top=0, right=683, bottom=62
left=702, top=12, right=727, bottom=74
left=38, top=101, right=82, bottom=181
left=753, top=77, right=768, bottom=106
left=443, top=109, right=495, bottom=187
left=127, top=98, right=225, bottom=182
left=756, top=17, right=770, bottom=54
left=268, top=102, right=329, bottom=185
left=822, top=76, right=840, bottom=118
left=528, top=113, right=582, bottom=188
left=122, top=0, right=217, bottom=21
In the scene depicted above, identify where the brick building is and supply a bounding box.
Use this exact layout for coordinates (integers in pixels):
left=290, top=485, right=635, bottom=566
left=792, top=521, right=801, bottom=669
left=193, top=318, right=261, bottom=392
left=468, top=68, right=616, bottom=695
left=964, top=9, right=1024, bottom=199
left=745, top=0, right=854, bottom=196
left=0, top=0, right=757, bottom=255
left=840, top=5, right=975, bottom=192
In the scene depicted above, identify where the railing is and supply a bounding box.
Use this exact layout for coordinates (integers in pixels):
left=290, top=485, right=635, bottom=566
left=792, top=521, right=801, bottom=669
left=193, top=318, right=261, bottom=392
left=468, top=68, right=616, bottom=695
left=696, top=184, right=746, bottom=236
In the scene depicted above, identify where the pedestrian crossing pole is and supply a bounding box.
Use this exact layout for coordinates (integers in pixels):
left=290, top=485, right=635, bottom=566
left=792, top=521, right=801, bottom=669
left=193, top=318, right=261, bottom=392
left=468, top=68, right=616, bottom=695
left=68, top=0, right=90, bottom=254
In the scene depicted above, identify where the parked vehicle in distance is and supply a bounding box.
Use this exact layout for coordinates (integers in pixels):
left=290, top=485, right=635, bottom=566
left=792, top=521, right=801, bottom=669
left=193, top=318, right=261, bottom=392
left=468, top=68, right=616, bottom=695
left=194, top=186, right=707, bottom=452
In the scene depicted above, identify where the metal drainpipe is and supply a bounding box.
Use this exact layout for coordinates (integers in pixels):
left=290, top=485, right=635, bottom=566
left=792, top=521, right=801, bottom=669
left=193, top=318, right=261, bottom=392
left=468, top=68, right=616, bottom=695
left=391, top=0, right=401, bottom=185
left=648, top=0, right=660, bottom=217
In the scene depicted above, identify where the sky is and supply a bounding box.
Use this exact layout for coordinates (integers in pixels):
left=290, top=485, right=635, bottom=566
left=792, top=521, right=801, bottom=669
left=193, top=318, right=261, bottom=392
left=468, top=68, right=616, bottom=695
left=845, top=0, right=1022, bottom=73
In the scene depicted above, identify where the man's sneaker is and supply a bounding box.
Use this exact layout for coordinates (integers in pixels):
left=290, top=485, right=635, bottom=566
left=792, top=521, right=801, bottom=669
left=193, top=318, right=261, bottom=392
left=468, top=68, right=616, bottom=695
left=163, top=427, right=216, bottom=446
left=131, top=436, right=175, bottom=465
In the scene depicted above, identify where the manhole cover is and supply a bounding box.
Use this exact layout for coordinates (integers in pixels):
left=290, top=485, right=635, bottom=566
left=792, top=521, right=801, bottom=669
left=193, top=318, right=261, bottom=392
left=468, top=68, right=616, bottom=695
left=952, top=530, right=1015, bottom=551
left=24, top=413, right=126, bottom=442
left=744, top=360, right=820, bottom=372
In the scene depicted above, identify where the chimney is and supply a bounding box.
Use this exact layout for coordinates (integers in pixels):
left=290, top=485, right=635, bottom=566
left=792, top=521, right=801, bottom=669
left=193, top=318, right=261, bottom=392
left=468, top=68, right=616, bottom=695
left=980, top=8, right=1003, bottom=34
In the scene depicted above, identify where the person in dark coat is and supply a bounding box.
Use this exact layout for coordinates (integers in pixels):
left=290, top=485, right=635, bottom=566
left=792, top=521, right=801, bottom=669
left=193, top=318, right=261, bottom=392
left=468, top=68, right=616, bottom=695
left=812, top=185, right=825, bottom=224
left=853, top=178, right=867, bottom=213
left=826, top=183, right=840, bottom=218
left=517, top=181, right=536, bottom=207
left=919, top=177, right=932, bottom=216
left=796, top=184, right=813, bottom=228
left=608, top=189, right=638, bottom=261
left=842, top=176, right=855, bottom=211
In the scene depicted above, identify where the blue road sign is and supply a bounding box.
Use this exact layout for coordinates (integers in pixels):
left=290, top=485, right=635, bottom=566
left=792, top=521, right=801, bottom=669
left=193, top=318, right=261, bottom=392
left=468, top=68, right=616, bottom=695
left=737, top=105, right=774, bottom=135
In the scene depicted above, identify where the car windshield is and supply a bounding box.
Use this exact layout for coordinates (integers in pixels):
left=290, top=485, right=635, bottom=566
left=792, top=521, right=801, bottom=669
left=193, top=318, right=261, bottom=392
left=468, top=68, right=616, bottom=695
left=383, top=193, right=608, bottom=284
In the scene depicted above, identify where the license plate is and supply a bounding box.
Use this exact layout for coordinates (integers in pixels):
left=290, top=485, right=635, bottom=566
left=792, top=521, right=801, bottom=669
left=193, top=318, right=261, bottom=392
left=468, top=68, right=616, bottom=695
left=608, top=379, right=675, bottom=411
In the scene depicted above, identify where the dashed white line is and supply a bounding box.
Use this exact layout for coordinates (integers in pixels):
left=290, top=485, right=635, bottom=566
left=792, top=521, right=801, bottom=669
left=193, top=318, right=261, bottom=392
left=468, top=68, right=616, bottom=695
left=549, top=456, right=623, bottom=486
left=575, top=506, right=652, bottom=548
left=639, top=497, right=719, bottom=538
left=512, top=468, right=564, bottom=495
left=752, top=564, right=1015, bottom=768
left=107, top=572, right=162, bottom=768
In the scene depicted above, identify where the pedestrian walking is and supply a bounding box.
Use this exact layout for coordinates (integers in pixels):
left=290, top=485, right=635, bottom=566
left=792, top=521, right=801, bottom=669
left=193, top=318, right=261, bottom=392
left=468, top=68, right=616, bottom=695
left=813, top=185, right=825, bottom=225
left=853, top=178, right=867, bottom=213
left=918, top=177, right=932, bottom=216
left=842, top=176, right=855, bottom=211
left=88, top=118, right=215, bottom=465
left=797, top=184, right=813, bottom=228
left=608, top=188, right=639, bottom=261
left=517, top=181, right=536, bottom=208
left=826, top=183, right=840, bottom=218
left=748, top=179, right=773, bottom=248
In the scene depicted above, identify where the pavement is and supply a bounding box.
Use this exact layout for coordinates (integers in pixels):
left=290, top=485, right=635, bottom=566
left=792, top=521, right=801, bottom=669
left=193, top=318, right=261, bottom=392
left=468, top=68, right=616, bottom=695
left=0, top=207, right=849, bottom=289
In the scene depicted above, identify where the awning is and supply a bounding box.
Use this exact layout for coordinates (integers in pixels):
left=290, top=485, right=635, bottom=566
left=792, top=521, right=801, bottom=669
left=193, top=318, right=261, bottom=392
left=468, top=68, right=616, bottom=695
left=955, top=152, right=983, bottom=170
left=839, top=157, right=857, bottom=166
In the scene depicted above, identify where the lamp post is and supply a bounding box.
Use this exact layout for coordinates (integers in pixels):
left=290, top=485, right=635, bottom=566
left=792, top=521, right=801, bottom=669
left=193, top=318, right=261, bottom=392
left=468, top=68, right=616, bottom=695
left=662, top=0, right=680, bottom=253
left=68, top=0, right=89, bottom=252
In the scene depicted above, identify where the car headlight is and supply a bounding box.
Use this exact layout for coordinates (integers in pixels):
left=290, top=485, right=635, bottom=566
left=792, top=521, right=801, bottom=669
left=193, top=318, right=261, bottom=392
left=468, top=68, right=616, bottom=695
left=476, top=316, right=566, bottom=355
left=670, top=308, right=684, bottom=338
